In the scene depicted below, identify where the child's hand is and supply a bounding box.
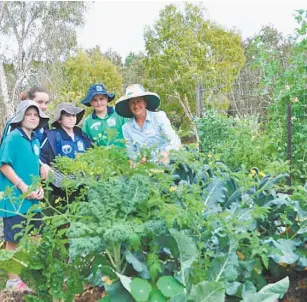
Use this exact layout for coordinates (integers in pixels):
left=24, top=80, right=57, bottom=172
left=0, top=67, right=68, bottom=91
left=29, top=188, right=44, bottom=200
left=40, top=164, right=51, bottom=180
left=35, top=187, right=44, bottom=200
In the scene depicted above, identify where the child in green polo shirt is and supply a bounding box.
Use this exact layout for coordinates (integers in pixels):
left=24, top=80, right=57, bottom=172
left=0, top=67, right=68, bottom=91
left=0, top=100, right=49, bottom=291
left=81, top=83, right=128, bottom=148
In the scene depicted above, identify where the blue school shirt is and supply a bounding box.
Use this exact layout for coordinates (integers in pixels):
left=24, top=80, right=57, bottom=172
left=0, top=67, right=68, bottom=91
left=40, top=127, right=92, bottom=165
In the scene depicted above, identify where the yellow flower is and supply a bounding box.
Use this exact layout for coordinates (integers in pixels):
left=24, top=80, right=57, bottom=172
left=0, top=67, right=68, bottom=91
left=208, top=154, right=212, bottom=158
left=259, top=171, right=266, bottom=178
left=102, top=276, right=113, bottom=285
left=54, top=197, right=61, bottom=204
left=249, top=169, right=257, bottom=178
left=169, top=186, right=177, bottom=192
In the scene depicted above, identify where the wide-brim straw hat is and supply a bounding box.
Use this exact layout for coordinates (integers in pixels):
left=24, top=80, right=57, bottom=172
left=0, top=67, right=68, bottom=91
left=51, top=102, right=85, bottom=128
left=115, top=84, right=160, bottom=118
left=81, top=83, right=115, bottom=107
left=10, top=100, right=49, bottom=129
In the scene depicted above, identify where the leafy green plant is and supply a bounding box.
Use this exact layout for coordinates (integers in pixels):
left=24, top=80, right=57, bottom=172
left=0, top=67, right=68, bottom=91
left=0, top=146, right=295, bottom=301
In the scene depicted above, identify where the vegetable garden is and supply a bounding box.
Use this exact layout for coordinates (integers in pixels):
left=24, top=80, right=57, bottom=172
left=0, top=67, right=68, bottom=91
left=0, top=3, right=306, bottom=302
left=0, top=146, right=301, bottom=301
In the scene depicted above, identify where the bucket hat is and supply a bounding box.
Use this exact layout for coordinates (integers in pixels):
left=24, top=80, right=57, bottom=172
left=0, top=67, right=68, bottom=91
left=115, top=84, right=160, bottom=118
left=51, top=102, right=85, bottom=128
left=10, top=100, right=49, bottom=129
left=81, top=84, right=115, bottom=107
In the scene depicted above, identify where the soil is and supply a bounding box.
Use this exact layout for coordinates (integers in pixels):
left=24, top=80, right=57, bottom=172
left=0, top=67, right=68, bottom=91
left=282, top=271, right=307, bottom=302
left=0, top=285, right=106, bottom=302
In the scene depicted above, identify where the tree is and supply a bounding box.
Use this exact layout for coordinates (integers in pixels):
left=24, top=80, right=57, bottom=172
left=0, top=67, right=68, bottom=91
left=143, top=3, right=245, bottom=140
left=58, top=49, right=123, bottom=111
left=0, top=1, right=88, bottom=122
left=227, top=25, right=293, bottom=117
left=122, top=52, right=146, bottom=89
left=103, top=48, right=123, bottom=70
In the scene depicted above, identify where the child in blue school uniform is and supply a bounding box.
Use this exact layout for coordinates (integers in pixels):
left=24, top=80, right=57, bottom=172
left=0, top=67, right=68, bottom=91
left=40, top=102, right=92, bottom=175
left=0, top=100, right=49, bottom=291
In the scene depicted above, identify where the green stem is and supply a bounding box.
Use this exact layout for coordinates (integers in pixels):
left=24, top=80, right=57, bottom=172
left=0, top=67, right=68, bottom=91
left=12, top=257, right=28, bottom=267
left=112, top=243, right=123, bottom=273
left=106, top=249, right=117, bottom=270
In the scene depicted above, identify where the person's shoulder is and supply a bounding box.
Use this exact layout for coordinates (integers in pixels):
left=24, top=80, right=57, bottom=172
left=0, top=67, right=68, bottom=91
left=151, top=110, right=167, bottom=122
left=6, top=129, right=22, bottom=140
left=155, top=110, right=167, bottom=117
left=1, top=129, right=22, bottom=147
left=83, top=113, right=93, bottom=124
left=122, top=118, right=133, bottom=128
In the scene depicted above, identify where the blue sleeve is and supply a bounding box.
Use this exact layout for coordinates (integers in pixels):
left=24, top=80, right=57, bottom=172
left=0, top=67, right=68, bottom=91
left=40, top=135, right=54, bottom=164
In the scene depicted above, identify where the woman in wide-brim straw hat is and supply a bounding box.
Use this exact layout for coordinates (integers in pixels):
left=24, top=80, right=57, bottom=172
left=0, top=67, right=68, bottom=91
left=115, top=84, right=181, bottom=164
left=40, top=102, right=92, bottom=167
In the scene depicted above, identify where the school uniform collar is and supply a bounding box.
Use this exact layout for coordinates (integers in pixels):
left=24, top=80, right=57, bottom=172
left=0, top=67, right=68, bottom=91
left=92, top=106, right=114, bottom=119
left=16, top=127, right=37, bottom=141
left=57, top=127, right=82, bottom=140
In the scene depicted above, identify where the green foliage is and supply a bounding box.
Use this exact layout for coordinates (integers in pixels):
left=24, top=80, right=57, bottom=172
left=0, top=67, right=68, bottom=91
left=196, top=110, right=289, bottom=175
left=0, top=145, right=301, bottom=300
left=56, top=48, right=123, bottom=111
left=130, top=278, right=152, bottom=302
left=189, top=281, right=225, bottom=302
left=143, top=2, right=245, bottom=130
left=248, top=9, right=307, bottom=184
left=156, top=276, right=184, bottom=298
left=122, top=52, right=146, bottom=90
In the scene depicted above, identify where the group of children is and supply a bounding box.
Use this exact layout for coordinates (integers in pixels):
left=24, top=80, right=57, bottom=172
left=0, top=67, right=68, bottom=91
left=0, top=83, right=126, bottom=291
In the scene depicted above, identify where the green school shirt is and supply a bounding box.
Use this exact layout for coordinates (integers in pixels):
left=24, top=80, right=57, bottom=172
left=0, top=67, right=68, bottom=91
left=82, top=111, right=128, bottom=148
left=0, top=129, right=41, bottom=217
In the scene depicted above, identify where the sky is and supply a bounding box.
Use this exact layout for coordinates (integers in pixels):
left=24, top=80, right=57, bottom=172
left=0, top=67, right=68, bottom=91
left=77, top=0, right=306, bottom=60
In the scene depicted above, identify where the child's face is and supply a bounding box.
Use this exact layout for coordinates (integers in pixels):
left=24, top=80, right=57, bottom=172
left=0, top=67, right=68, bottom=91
left=58, top=113, right=77, bottom=130
left=22, top=107, right=40, bottom=130
left=33, top=92, right=50, bottom=112
left=90, top=94, right=108, bottom=113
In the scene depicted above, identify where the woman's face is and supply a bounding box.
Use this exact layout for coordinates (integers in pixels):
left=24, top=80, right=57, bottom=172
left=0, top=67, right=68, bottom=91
left=33, top=92, right=50, bottom=112
left=22, top=107, right=40, bottom=130
left=129, top=97, right=147, bottom=118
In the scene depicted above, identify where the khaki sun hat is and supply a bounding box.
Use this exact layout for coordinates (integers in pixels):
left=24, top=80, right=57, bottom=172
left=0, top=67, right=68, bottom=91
left=51, top=102, right=85, bottom=128
left=115, top=84, right=160, bottom=118
left=10, top=100, right=49, bottom=129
